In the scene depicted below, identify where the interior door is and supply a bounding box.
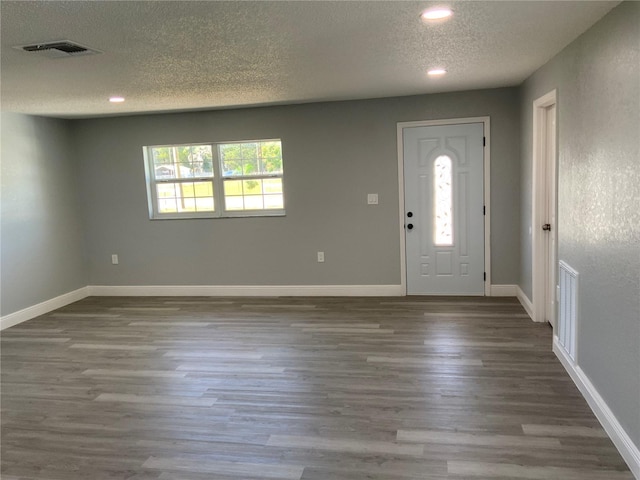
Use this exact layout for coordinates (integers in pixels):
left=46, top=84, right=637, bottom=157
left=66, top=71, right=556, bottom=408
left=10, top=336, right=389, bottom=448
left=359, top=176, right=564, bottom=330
left=543, top=104, right=557, bottom=326
left=403, top=122, right=485, bottom=295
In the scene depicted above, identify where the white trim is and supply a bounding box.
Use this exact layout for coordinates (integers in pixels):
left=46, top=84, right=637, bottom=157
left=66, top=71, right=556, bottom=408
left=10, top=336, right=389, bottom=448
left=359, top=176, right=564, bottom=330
left=554, top=338, right=640, bottom=478
left=0, top=287, right=90, bottom=331
left=532, top=90, right=557, bottom=323
left=558, top=260, right=579, bottom=362
left=516, top=285, right=534, bottom=320
left=483, top=120, right=491, bottom=297
left=397, top=125, right=407, bottom=295
left=397, top=116, right=491, bottom=296
left=88, top=284, right=404, bottom=297
left=490, top=284, right=517, bottom=296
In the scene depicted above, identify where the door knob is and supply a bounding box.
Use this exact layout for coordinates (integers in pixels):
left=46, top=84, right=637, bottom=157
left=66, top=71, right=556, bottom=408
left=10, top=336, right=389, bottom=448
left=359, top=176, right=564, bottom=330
left=542, top=223, right=551, bottom=231
left=407, top=223, right=414, bottom=230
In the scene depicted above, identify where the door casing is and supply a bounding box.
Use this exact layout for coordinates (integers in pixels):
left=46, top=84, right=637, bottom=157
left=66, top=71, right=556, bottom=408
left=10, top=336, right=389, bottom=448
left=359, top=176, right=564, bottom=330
left=397, top=117, right=491, bottom=296
left=532, top=90, right=558, bottom=324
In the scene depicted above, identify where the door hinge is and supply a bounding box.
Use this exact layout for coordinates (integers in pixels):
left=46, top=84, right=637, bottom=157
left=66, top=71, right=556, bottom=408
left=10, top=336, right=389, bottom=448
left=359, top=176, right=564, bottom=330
left=483, top=272, right=486, bottom=281
left=483, top=137, right=486, bottom=147
left=483, top=205, right=486, bottom=215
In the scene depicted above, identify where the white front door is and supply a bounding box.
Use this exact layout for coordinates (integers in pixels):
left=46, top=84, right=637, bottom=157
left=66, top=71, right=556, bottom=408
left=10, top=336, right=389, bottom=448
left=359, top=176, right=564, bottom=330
left=403, top=122, right=485, bottom=295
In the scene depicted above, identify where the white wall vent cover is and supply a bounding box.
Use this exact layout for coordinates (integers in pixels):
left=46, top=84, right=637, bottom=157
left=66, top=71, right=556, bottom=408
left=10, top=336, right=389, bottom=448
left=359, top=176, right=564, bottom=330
left=558, top=260, right=579, bottom=362
left=14, top=40, right=102, bottom=59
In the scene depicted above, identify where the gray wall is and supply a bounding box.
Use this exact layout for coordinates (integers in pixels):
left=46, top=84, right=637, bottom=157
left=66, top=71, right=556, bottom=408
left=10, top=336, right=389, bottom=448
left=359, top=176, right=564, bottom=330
left=72, top=88, right=520, bottom=287
left=519, top=1, right=639, bottom=445
left=1, top=112, right=87, bottom=316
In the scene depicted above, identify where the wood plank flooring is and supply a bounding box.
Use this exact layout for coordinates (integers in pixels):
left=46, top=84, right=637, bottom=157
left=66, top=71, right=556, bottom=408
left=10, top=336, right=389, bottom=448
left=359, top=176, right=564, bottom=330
left=1, top=296, right=633, bottom=479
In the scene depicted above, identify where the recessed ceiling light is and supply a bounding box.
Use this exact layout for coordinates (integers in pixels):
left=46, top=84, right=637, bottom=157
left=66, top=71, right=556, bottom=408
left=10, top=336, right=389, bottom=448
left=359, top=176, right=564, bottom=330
left=109, top=96, right=125, bottom=103
left=421, top=8, right=453, bottom=21
left=427, top=69, right=447, bottom=76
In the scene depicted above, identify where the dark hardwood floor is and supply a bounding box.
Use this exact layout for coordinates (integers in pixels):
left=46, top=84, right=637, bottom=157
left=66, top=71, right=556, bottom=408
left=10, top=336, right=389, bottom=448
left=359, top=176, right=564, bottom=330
left=1, top=296, right=633, bottom=479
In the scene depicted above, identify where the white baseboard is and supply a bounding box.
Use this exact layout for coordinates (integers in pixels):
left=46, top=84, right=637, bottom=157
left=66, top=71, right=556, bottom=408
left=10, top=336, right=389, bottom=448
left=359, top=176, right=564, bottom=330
left=516, top=285, right=534, bottom=320
left=490, top=284, right=517, bottom=296
left=0, top=287, right=90, bottom=331
left=554, top=338, right=640, bottom=479
left=88, top=284, right=404, bottom=297
left=0, top=284, right=401, bottom=330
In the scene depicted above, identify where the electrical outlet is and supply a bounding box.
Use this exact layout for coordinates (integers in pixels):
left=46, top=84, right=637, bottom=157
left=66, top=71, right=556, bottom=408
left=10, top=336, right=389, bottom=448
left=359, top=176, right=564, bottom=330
left=317, top=251, right=325, bottom=263
left=111, top=254, right=119, bottom=265
left=367, top=193, right=379, bottom=205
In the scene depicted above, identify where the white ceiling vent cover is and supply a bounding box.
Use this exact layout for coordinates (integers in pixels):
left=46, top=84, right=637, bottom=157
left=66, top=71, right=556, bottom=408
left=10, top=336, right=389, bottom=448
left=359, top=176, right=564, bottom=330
left=14, top=40, right=102, bottom=59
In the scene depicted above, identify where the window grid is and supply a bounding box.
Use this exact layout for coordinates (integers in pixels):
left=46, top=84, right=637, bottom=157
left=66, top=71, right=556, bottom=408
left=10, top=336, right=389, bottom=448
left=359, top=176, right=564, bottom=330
left=144, top=140, right=284, bottom=219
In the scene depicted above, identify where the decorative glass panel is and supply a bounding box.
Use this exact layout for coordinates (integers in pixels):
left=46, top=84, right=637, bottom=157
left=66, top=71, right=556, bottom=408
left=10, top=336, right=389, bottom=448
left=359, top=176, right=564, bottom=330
left=434, top=155, right=453, bottom=245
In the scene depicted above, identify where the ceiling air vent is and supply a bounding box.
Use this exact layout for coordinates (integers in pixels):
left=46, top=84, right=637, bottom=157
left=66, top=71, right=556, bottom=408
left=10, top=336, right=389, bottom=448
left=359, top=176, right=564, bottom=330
left=15, top=40, right=102, bottom=59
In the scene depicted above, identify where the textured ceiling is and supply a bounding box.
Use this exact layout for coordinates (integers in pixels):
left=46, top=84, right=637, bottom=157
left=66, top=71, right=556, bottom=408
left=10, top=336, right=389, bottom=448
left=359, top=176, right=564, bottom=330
left=0, top=1, right=618, bottom=118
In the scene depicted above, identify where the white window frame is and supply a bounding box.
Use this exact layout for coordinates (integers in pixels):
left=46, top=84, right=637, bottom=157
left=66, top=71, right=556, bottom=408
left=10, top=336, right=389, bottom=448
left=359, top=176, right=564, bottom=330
left=143, top=139, right=285, bottom=220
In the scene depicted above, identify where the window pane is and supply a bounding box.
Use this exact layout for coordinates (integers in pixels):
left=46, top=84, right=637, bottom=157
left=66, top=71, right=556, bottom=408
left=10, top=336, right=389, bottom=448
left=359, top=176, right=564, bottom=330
left=434, top=155, right=453, bottom=245
left=224, top=180, right=242, bottom=196
left=181, top=182, right=195, bottom=197
left=157, top=183, right=177, bottom=198
left=157, top=181, right=214, bottom=214
left=178, top=182, right=196, bottom=212
left=158, top=198, right=178, bottom=213
left=222, top=178, right=283, bottom=212
left=220, top=140, right=283, bottom=177
left=151, top=145, right=212, bottom=180
left=244, top=195, right=264, bottom=210
left=260, top=141, right=283, bottom=174
left=191, top=145, right=213, bottom=177
left=182, top=181, right=214, bottom=212
left=263, top=178, right=282, bottom=194
left=176, top=147, right=192, bottom=177
left=264, top=194, right=284, bottom=209
left=242, top=179, right=263, bottom=195
left=152, top=147, right=175, bottom=179
left=225, top=196, right=244, bottom=211
left=181, top=196, right=196, bottom=212
left=152, top=147, right=171, bottom=165
left=241, top=143, right=259, bottom=175
left=220, top=143, right=243, bottom=176
left=195, top=197, right=214, bottom=212
left=157, top=181, right=179, bottom=213
left=192, top=181, right=213, bottom=199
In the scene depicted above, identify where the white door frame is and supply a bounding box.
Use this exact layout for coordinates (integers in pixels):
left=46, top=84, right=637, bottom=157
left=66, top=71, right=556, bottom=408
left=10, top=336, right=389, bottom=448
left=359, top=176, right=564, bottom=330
left=532, top=90, right=558, bottom=323
left=397, top=117, right=491, bottom=296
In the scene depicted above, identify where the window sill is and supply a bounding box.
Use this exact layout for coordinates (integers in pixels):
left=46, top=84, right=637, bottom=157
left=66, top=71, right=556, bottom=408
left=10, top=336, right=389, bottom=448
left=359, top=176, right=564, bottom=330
left=149, top=211, right=286, bottom=220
